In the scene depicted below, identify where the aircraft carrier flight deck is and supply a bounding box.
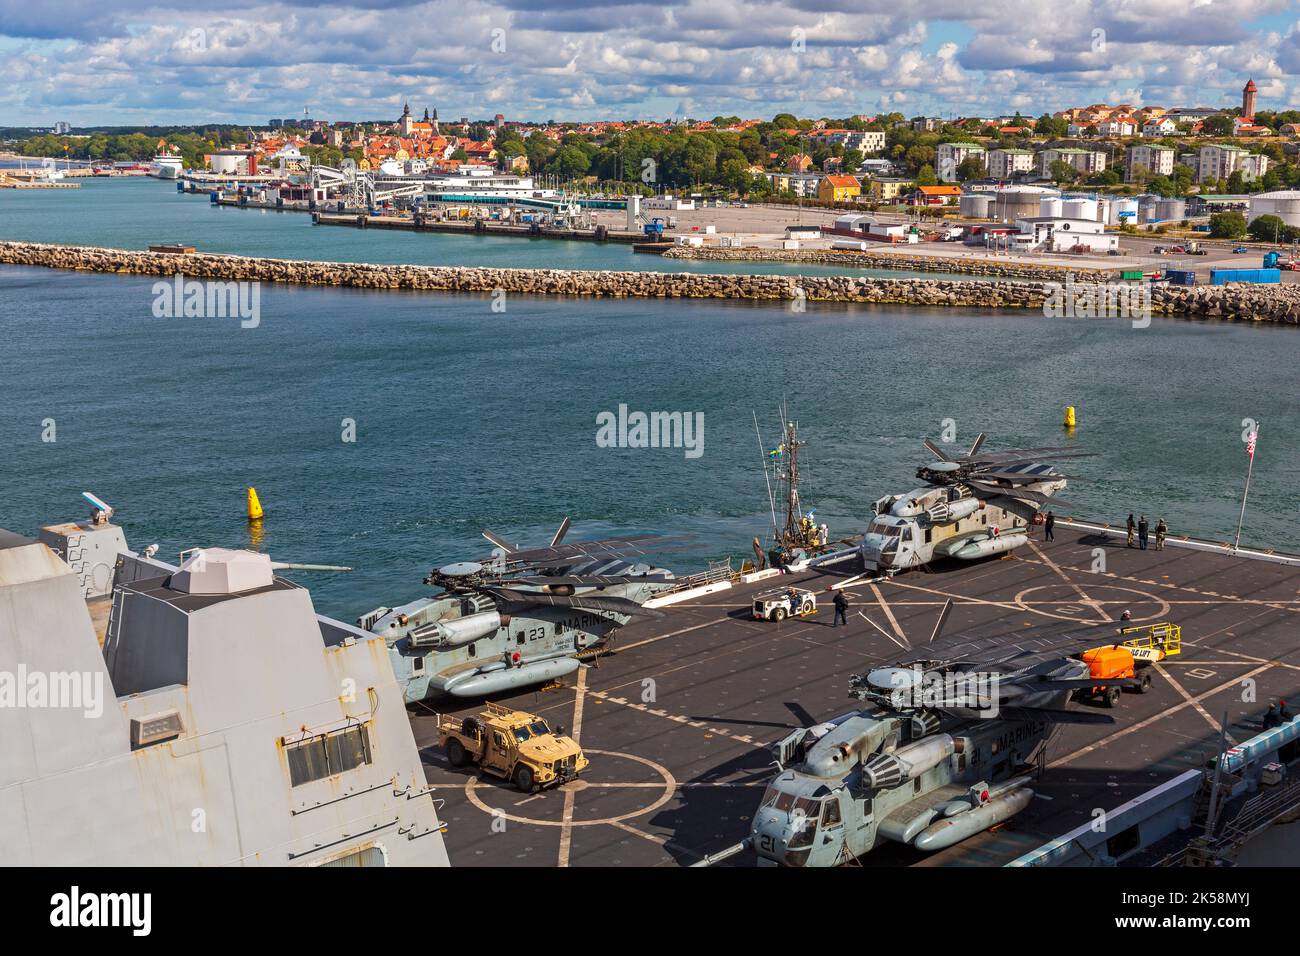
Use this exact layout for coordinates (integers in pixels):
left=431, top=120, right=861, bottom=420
left=410, top=520, right=1300, bottom=867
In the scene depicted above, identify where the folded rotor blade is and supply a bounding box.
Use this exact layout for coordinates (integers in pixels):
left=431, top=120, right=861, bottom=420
left=923, top=438, right=952, bottom=462
left=482, top=529, right=515, bottom=553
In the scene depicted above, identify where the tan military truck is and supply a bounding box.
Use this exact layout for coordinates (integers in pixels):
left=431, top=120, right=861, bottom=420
left=439, top=701, right=589, bottom=792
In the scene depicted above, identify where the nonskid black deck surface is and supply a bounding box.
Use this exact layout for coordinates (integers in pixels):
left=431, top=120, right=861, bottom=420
left=409, top=524, right=1300, bottom=867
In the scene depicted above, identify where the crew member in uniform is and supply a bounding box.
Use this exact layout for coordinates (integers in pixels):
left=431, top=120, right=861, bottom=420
left=832, top=590, right=849, bottom=627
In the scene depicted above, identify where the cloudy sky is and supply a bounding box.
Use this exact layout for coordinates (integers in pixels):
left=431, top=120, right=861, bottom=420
left=1, top=0, right=1298, bottom=126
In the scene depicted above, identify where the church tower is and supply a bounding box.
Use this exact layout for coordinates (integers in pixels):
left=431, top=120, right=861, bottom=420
left=399, top=102, right=414, bottom=136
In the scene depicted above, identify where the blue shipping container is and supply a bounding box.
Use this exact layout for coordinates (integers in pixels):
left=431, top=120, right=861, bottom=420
left=1210, top=268, right=1281, bottom=285
left=1165, top=269, right=1197, bottom=286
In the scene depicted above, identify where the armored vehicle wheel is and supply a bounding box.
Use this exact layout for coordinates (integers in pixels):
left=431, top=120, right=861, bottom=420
left=446, top=738, right=469, bottom=767
left=772, top=607, right=787, bottom=622
left=513, top=764, right=536, bottom=793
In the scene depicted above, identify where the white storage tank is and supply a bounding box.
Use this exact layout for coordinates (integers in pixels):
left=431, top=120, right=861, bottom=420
left=1062, top=198, right=1098, bottom=221
left=990, top=188, right=1046, bottom=222
left=960, top=193, right=992, bottom=218
left=1155, top=198, right=1186, bottom=221
left=1039, top=196, right=1063, bottom=218
left=1110, top=198, right=1139, bottom=225
left=1249, top=190, right=1300, bottom=228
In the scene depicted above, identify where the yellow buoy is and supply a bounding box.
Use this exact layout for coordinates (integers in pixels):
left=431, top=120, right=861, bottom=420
left=246, top=487, right=264, bottom=521
left=1063, top=406, right=1077, bottom=429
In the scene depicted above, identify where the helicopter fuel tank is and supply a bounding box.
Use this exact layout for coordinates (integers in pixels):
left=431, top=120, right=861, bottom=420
left=941, top=531, right=1027, bottom=561
left=440, top=656, right=581, bottom=697
left=912, top=777, right=1035, bottom=852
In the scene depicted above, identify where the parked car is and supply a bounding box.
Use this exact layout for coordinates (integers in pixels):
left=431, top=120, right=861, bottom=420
left=1232, top=246, right=1250, bottom=254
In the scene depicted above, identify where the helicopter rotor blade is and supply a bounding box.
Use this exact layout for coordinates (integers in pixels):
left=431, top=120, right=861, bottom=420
left=550, top=516, right=572, bottom=548
left=482, top=529, right=514, bottom=553
left=969, top=445, right=1082, bottom=459
left=922, top=439, right=952, bottom=462
left=994, top=706, right=1117, bottom=726
left=485, top=587, right=665, bottom=619
left=967, top=481, right=1074, bottom=508
left=966, top=433, right=987, bottom=458
left=974, top=470, right=1084, bottom=484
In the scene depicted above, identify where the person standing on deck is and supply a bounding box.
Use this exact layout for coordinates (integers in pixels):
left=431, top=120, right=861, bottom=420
left=1126, top=513, right=1136, bottom=548
left=832, top=590, right=849, bottom=627
left=1155, top=518, right=1168, bottom=551
left=1264, top=702, right=1281, bottom=730
left=1044, top=511, right=1055, bottom=541
left=1138, top=515, right=1149, bottom=550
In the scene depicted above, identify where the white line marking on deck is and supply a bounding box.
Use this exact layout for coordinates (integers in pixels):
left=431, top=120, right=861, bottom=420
left=1027, top=540, right=1112, bottom=623
left=1154, top=662, right=1236, bottom=744
left=1048, top=663, right=1272, bottom=768
left=869, top=582, right=910, bottom=648
left=557, top=666, right=588, bottom=868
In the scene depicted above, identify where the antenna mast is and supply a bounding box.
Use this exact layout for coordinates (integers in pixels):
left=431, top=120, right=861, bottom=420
left=775, top=417, right=810, bottom=551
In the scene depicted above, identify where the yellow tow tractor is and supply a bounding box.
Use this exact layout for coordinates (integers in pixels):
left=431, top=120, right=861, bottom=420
left=439, top=701, right=588, bottom=793
left=1077, top=622, right=1181, bottom=707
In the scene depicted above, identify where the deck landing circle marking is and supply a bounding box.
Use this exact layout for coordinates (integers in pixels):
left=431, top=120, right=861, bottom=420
left=1013, top=584, right=1169, bottom=623
left=464, top=749, right=677, bottom=827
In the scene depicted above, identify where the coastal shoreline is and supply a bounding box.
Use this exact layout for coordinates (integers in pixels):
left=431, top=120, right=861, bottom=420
left=2, top=239, right=1298, bottom=324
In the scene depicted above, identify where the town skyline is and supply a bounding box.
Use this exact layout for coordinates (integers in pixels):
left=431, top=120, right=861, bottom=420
left=1, top=0, right=1298, bottom=127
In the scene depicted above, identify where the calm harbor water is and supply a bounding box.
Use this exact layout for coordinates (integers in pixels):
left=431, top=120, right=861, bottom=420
left=0, top=174, right=969, bottom=279
left=1, top=259, right=1296, bottom=621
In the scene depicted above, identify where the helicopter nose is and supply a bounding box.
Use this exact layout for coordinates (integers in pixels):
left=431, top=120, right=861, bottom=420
left=750, top=813, right=791, bottom=859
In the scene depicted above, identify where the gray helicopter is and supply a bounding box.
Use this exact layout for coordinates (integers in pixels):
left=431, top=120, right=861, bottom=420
left=358, top=519, right=681, bottom=702
left=824, top=433, right=1091, bottom=575
left=697, top=603, right=1133, bottom=867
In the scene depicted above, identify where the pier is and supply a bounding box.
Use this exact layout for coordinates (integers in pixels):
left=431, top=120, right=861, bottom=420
left=0, top=173, right=79, bottom=189
left=313, top=210, right=649, bottom=243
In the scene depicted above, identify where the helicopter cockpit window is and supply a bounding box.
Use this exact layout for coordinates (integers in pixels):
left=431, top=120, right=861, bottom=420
left=793, top=796, right=821, bottom=822
left=901, top=526, right=913, bottom=542
left=821, top=798, right=842, bottom=827
left=760, top=787, right=797, bottom=813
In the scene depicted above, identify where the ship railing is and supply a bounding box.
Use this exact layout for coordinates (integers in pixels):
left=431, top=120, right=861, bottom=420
left=661, top=559, right=735, bottom=593
left=1217, top=776, right=1300, bottom=849
left=1155, top=774, right=1300, bottom=865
